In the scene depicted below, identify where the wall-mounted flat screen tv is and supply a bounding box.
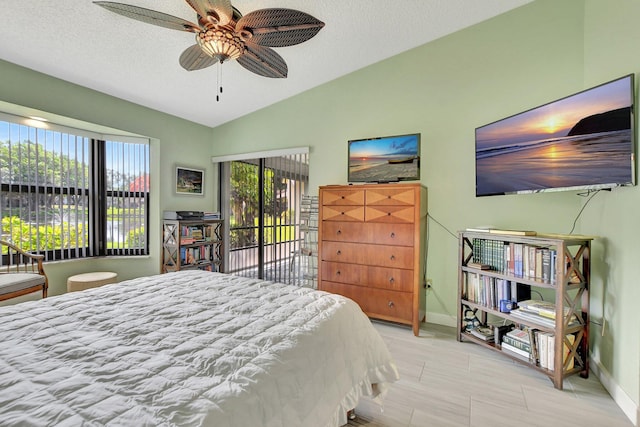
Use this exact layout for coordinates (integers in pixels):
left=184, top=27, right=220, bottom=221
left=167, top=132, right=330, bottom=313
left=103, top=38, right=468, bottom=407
left=475, top=74, right=635, bottom=197
left=348, top=133, right=420, bottom=183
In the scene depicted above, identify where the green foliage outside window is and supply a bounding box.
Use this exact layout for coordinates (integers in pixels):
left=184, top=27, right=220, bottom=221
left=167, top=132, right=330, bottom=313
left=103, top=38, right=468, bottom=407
left=1, top=216, right=86, bottom=253
left=2, top=136, right=149, bottom=256
left=125, top=226, right=145, bottom=249
left=229, top=161, right=294, bottom=249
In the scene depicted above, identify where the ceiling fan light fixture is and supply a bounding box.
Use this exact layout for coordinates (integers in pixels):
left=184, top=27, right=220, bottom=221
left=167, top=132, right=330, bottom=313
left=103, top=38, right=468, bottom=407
left=197, top=29, right=245, bottom=63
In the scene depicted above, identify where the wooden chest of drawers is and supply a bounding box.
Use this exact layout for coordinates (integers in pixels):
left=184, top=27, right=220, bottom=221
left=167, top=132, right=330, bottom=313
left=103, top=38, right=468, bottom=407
left=318, top=183, right=427, bottom=336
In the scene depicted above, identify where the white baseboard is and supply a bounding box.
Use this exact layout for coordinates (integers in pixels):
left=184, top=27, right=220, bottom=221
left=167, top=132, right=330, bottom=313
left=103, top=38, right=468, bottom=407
left=424, top=315, right=639, bottom=426
left=590, top=355, right=638, bottom=426
left=424, top=312, right=457, bottom=328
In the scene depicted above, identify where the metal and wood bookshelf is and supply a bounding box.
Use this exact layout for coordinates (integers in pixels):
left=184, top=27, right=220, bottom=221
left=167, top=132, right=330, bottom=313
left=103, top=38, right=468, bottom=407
left=162, top=219, right=223, bottom=273
left=457, top=230, right=593, bottom=390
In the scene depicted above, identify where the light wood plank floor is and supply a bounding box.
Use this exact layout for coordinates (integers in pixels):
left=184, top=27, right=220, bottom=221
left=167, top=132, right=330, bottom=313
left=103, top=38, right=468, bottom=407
left=349, top=322, right=634, bottom=427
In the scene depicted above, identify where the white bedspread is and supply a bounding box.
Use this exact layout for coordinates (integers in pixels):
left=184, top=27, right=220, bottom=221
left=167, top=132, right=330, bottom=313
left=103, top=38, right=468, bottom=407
left=0, top=271, right=399, bottom=426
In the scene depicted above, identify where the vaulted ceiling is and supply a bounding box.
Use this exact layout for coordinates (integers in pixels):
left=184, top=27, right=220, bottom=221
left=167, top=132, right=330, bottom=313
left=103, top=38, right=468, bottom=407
left=0, top=1, right=532, bottom=128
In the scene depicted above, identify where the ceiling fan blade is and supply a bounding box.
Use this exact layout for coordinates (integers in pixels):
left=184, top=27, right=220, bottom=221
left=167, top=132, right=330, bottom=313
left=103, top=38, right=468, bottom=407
left=237, top=42, right=288, bottom=78
left=236, top=8, right=325, bottom=48
left=179, top=44, right=218, bottom=71
left=94, top=2, right=199, bottom=32
left=185, top=0, right=233, bottom=26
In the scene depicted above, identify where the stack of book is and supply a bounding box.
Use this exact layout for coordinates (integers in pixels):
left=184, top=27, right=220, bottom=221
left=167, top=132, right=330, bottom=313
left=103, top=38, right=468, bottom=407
left=468, top=325, right=495, bottom=342
left=500, top=328, right=533, bottom=362
left=535, top=333, right=575, bottom=371
left=509, top=299, right=580, bottom=328
left=498, top=325, right=576, bottom=371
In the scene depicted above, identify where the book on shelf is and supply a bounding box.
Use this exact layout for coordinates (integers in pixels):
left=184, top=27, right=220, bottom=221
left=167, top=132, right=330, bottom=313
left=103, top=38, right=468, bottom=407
left=489, top=229, right=537, bottom=236
left=537, top=331, right=548, bottom=368
left=534, top=248, right=543, bottom=280
left=527, top=328, right=539, bottom=366
left=505, top=327, right=530, bottom=344
left=517, top=299, right=580, bottom=321
left=466, top=228, right=536, bottom=236
left=496, top=238, right=558, bottom=283
left=509, top=308, right=553, bottom=327
left=469, top=325, right=495, bottom=342
left=536, top=333, right=575, bottom=371
left=471, top=238, right=503, bottom=271
left=467, top=233, right=587, bottom=286
left=517, top=299, right=557, bottom=319
left=501, top=335, right=532, bottom=353
left=502, top=325, right=579, bottom=371
left=509, top=307, right=580, bottom=328
left=541, top=249, right=551, bottom=283
left=466, top=227, right=491, bottom=233
left=501, top=341, right=531, bottom=361
left=467, top=262, right=492, bottom=270
left=462, top=273, right=530, bottom=310
left=502, top=328, right=548, bottom=364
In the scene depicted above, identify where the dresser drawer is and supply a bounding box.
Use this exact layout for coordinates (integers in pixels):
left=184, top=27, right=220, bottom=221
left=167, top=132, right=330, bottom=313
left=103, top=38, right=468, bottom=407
left=321, top=241, right=413, bottom=269
left=321, top=261, right=413, bottom=292
left=321, top=205, right=364, bottom=222
left=320, top=281, right=412, bottom=323
left=365, top=187, right=415, bottom=206
left=321, top=189, right=365, bottom=205
left=321, top=221, right=414, bottom=246
left=365, top=205, right=416, bottom=223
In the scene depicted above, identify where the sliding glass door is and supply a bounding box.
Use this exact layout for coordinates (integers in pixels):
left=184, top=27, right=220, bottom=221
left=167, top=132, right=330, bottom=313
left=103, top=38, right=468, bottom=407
left=219, top=151, right=308, bottom=284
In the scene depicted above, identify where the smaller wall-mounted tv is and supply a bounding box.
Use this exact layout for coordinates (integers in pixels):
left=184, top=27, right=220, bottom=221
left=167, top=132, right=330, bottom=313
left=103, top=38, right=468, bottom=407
left=475, top=74, right=635, bottom=197
left=348, top=133, right=421, bottom=183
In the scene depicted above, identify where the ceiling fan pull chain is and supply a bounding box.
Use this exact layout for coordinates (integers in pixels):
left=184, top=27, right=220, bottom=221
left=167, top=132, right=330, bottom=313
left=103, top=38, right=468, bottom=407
left=216, top=62, right=221, bottom=102
left=219, top=62, right=223, bottom=97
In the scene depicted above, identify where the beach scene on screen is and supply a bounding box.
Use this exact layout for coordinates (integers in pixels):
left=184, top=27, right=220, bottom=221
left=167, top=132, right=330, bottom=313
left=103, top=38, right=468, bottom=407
left=349, top=134, right=420, bottom=182
left=475, top=76, right=634, bottom=196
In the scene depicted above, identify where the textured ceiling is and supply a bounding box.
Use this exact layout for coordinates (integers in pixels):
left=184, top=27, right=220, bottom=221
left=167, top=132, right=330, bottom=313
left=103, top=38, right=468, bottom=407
left=0, top=1, right=532, bottom=128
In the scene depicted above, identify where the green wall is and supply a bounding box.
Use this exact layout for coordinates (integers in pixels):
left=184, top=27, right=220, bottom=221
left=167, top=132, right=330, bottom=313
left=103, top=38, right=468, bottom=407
left=0, top=59, right=218, bottom=297
left=582, top=0, right=640, bottom=418
left=210, top=0, right=639, bottom=421
left=0, top=0, right=637, bottom=422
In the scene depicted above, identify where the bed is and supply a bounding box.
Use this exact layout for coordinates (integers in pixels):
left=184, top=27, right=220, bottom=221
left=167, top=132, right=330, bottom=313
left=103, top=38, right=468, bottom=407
left=0, top=270, right=399, bottom=426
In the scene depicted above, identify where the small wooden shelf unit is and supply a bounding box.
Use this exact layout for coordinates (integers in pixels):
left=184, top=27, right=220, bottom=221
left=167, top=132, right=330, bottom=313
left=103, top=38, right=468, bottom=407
left=457, top=230, right=592, bottom=390
left=318, top=183, right=427, bottom=336
left=162, top=219, right=224, bottom=273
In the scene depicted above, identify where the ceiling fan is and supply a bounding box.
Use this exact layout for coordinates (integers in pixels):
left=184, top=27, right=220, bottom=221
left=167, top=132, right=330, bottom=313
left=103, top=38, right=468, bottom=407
left=94, top=0, right=325, bottom=99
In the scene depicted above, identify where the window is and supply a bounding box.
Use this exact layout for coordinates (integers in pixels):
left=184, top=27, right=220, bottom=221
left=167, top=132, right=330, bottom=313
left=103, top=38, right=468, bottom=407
left=0, top=113, right=149, bottom=260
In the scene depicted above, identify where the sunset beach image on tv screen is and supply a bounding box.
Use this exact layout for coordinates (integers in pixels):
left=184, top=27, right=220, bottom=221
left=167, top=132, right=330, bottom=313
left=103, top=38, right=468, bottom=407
left=348, top=133, right=420, bottom=182
left=475, top=75, right=634, bottom=196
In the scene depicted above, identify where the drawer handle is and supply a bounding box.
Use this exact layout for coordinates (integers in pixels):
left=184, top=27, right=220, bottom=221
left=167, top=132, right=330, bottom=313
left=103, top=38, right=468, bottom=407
left=336, top=270, right=341, bottom=275
left=387, top=195, right=391, bottom=199
left=390, top=232, right=395, bottom=238
left=389, top=277, right=395, bottom=284
left=341, top=212, right=345, bottom=215
left=337, top=250, right=342, bottom=255
left=337, top=229, right=342, bottom=235
left=387, top=212, right=391, bottom=216
left=388, top=301, right=394, bottom=308
left=390, top=255, right=395, bottom=261
left=341, top=196, right=345, bottom=199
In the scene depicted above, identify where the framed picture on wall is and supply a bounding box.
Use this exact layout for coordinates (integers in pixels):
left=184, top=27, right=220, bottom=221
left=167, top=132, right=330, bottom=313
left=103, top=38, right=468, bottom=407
left=176, top=166, right=204, bottom=195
